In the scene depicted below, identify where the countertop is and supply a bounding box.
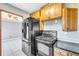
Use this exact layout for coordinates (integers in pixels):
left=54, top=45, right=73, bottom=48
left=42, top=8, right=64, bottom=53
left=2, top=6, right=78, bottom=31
left=54, top=40, right=79, bottom=54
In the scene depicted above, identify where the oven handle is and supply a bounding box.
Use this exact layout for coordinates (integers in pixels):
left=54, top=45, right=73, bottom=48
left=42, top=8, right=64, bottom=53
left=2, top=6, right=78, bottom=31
left=22, top=40, right=31, bottom=43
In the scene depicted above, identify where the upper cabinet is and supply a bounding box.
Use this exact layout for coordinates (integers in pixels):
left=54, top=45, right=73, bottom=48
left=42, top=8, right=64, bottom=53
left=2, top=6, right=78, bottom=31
left=31, top=3, right=63, bottom=30
left=49, top=4, right=56, bottom=19
left=55, top=3, right=62, bottom=18
left=30, top=10, right=40, bottom=20
left=31, top=3, right=63, bottom=21
left=62, top=8, right=78, bottom=31
left=40, top=3, right=63, bottom=21
left=40, top=4, right=50, bottom=21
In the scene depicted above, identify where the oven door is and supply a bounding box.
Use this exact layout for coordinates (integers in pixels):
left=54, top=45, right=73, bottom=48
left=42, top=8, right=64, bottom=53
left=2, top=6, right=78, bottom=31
left=22, top=40, right=31, bottom=56
left=37, top=41, right=53, bottom=56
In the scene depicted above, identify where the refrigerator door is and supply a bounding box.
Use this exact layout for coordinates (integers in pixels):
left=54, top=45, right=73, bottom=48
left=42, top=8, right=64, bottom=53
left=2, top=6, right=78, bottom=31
left=22, top=20, right=29, bottom=40
left=22, top=40, right=31, bottom=56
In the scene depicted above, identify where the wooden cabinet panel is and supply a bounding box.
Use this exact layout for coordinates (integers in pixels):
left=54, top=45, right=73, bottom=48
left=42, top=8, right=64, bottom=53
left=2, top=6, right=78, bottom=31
left=41, top=3, right=62, bottom=21
left=57, top=3, right=62, bottom=18
left=62, top=8, right=67, bottom=31
left=62, top=8, right=78, bottom=31
left=55, top=3, right=62, bottom=18
left=40, top=3, right=62, bottom=21
left=31, top=3, right=62, bottom=21
left=40, top=5, right=49, bottom=21
left=31, top=10, right=40, bottom=20
left=62, top=8, right=71, bottom=31
left=40, top=8, right=47, bottom=20
left=70, top=9, right=77, bottom=31
left=49, top=4, right=56, bottom=19
left=39, top=21, right=44, bottom=30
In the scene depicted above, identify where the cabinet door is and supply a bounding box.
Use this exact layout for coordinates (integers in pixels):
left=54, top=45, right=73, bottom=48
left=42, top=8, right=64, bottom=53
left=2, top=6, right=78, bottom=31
left=35, top=10, right=40, bottom=19
left=67, top=8, right=71, bottom=31
left=70, top=9, right=77, bottom=31
left=62, top=8, right=77, bottom=31
left=39, top=21, right=44, bottom=30
left=41, top=7, right=49, bottom=21
left=55, top=3, right=62, bottom=18
left=62, top=8, right=68, bottom=31
left=31, top=10, right=40, bottom=20
left=49, top=3, right=62, bottom=19
left=49, top=4, right=56, bottom=19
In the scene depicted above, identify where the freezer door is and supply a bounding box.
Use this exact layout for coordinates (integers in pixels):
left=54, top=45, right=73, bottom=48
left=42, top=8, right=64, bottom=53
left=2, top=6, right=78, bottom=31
left=22, top=40, right=31, bottom=56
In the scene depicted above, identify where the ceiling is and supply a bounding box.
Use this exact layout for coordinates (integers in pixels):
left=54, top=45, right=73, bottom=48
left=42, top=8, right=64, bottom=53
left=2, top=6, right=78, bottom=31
left=9, top=3, right=47, bottom=13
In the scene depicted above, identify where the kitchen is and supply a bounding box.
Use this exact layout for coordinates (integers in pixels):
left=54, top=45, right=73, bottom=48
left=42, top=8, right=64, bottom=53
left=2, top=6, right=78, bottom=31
left=0, top=3, right=79, bottom=56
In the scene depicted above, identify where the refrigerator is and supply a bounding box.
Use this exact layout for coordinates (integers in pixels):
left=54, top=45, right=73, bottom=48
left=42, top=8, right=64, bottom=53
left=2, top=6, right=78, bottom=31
left=22, top=17, right=40, bottom=56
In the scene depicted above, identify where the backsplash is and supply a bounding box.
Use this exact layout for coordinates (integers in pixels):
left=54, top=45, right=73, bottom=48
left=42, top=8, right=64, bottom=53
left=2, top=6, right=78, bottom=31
left=44, top=19, right=79, bottom=43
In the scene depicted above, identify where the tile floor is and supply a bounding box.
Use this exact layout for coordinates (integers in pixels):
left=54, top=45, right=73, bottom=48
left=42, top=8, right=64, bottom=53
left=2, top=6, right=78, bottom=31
left=2, top=37, right=26, bottom=56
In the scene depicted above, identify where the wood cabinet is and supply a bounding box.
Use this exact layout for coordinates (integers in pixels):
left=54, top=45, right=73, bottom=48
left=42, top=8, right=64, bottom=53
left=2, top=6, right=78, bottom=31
left=40, top=3, right=62, bottom=21
left=49, top=3, right=62, bottom=19
left=49, top=4, right=56, bottom=19
left=54, top=47, right=79, bottom=56
left=40, top=4, right=50, bottom=21
left=55, top=3, right=62, bottom=18
left=31, top=3, right=63, bottom=30
left=39, top=21, right=44, bottom=30
left=62, top=8, right=78, bottom=31
left=30, top=10, right=40, bottom=20
left=31, top=3, right=63, bottom=21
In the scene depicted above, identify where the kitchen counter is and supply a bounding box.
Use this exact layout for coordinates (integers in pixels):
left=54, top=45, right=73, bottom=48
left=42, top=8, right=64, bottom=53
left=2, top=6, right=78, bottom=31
left=54, top=40, right=79, bottom=54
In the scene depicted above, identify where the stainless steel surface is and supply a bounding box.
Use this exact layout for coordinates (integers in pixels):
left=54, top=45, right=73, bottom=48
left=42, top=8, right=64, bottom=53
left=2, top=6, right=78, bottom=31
left=36, top=31, right=57, bottom=56
left=22, top=40, right=31, bottom=56
left=22, top=17, right=40, bottom=56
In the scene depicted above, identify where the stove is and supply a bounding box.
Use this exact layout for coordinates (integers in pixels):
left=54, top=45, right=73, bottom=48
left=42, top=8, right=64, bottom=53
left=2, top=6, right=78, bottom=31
left=36, top=30, right=57, bottom=56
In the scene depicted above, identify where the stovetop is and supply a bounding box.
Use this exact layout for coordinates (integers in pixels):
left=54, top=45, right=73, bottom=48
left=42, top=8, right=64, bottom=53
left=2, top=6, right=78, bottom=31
left=36, top=35, right=57, bottom=42
left=36, top=36, right=57, bottom=45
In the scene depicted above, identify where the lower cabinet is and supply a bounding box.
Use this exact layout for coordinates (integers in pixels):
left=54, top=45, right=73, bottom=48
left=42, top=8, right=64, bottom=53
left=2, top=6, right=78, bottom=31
left=54, top=47, right=79, bottom=56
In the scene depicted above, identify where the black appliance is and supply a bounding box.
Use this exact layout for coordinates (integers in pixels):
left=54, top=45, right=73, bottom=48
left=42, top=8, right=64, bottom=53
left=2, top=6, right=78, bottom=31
left=36, top=30, right=57, bottom=56
left=22, top=17, right=40, bottom=56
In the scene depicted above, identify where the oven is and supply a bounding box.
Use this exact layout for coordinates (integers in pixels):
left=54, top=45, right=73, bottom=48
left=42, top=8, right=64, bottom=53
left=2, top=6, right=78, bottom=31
left=36, top=31, right=57, bottom=56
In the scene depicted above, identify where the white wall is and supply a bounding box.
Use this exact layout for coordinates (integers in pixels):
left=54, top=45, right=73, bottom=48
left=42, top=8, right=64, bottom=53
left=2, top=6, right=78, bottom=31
left=0, top=3, right=29, bottom=41
left=0, top=3, right=29, bottom=18
left=2, top=21, right=22, bottom=40
left=44, top=3, right=79, bottom=43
